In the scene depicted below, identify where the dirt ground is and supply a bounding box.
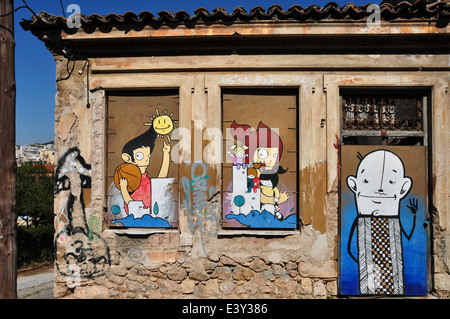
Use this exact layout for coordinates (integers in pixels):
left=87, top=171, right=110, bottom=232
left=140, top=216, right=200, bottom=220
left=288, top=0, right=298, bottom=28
left=18, top=262, right=53, bottom=276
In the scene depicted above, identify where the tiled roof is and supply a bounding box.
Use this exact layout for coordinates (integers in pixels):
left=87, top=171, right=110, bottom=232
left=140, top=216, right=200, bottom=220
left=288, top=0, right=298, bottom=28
left=20, top=0, right=450, bottom=32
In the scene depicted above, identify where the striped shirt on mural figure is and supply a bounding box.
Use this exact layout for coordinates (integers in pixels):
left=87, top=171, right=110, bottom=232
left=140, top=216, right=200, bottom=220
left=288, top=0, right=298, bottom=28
left=346, top=149, right=418, bottom=295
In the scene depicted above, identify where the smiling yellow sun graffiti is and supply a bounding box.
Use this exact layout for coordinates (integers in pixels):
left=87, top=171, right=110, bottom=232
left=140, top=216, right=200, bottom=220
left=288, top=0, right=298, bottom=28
left=144, top=108, right=177, bottom=142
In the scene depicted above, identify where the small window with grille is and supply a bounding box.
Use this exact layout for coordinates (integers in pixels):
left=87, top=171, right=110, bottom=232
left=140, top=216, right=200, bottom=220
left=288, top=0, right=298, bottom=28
left=340, top=89, right=429, bottom=146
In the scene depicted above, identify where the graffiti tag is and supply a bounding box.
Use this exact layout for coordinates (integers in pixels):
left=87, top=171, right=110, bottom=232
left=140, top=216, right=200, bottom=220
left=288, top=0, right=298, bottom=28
left=54, top=147, right=111, bottom=282
left=181, top=162, right=219, bottom=256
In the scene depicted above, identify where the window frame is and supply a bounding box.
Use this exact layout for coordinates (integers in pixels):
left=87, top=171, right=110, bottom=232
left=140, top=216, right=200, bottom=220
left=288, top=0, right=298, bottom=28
left=220, top=87, right=300, bottom=230
left=324, top=73, right=448, bottom=295
left=88, top=73, right=195, bottom=237
left=205, top=73, right=323, bottom=235
left=105, top=89, right=182, bottom=229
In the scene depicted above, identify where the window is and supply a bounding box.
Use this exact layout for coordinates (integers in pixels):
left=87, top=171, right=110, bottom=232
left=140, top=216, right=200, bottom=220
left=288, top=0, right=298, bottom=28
left=221, top=89, right=298, bottom=229
left=340, top=88, right=428, bottom=146
left=106, top=91, right=179, bottom=228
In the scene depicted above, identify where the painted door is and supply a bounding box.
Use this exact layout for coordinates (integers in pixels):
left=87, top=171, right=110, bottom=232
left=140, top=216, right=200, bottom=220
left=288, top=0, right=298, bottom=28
left=339, top=145, right=428, bottom=295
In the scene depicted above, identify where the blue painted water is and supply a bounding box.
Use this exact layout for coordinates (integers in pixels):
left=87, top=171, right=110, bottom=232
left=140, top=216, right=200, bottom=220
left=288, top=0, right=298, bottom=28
left=226, top=210, right=297, bottom=229
left=111, top=214, right=172, bottom=228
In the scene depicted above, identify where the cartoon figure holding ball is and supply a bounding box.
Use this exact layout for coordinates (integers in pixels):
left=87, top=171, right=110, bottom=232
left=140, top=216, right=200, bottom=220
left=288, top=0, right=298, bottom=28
left=113, top=108, right=175, bottom=216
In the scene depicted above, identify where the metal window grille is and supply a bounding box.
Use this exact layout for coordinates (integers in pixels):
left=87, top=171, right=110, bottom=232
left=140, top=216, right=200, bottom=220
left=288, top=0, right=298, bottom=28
left=342, top=97, right=423, bottom=132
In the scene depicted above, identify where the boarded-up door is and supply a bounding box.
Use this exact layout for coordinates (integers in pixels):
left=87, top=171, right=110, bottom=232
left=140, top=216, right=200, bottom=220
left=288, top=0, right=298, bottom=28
left=340, top=145, right=428, bottom=295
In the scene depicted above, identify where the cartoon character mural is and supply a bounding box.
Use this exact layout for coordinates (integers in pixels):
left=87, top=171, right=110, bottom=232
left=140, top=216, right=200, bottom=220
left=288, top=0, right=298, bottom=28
left=224, top=121, right=296, bottom=229
left=108, top=108, right=178, bottom=228
left=227, top=121, right=250, bottom=170
left=340, top=146, right=428, bottom=296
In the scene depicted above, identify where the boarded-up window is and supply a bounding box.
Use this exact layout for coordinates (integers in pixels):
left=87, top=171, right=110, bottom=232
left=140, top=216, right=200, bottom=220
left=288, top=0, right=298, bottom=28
left=221, top=89, right=298, bottom=229
left=106, top=91, right=179, bottom=228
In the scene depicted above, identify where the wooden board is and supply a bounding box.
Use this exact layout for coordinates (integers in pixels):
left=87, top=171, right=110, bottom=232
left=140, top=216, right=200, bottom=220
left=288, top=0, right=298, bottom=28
left=221, top=89, right=298, bottom=229
left=340, top=145, right=428, bottom=296
left=106, top=92, right=179, bottom=228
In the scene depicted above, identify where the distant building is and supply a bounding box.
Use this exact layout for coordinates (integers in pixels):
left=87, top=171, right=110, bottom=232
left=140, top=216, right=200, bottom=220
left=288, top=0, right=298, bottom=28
left=16, top=143, right=55, bottom=164
left=40, top=149, right=55, bottom=164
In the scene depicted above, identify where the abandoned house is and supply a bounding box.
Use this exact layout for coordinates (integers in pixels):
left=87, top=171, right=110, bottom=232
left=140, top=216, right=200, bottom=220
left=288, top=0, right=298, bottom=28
left=20, top=0, right=449, bottom=299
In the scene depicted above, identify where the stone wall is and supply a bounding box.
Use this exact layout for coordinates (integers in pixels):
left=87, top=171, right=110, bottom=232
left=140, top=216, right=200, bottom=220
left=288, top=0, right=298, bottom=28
left=55, top=218, right=339, bottom=299
left=71, top=249, right=336, bottom=299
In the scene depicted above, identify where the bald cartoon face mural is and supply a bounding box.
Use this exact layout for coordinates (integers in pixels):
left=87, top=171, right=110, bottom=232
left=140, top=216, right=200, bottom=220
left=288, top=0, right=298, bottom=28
left=340, top=146, right=428, bottom=296
left=343, top=148, right=423, bottom=295
left=346, top=150, right=413, bottom=217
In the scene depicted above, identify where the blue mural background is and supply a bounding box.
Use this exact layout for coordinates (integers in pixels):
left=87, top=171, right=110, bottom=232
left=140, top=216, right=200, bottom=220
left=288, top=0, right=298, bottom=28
left=339, top=146, right=429, bottom=296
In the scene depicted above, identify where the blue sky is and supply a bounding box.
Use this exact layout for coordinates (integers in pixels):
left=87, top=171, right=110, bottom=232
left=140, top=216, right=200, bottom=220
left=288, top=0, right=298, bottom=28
left=14, top=0, right=378, bottom=145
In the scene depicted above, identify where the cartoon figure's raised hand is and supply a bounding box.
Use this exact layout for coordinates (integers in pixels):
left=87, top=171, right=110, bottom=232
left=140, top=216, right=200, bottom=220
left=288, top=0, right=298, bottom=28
left=279, top=190, right=291, bottom=204
left=119, top=177, right=128, bottom=190
left=406, top=198, right=418, bottom=215
left=162, top=140, right=171, bottom=154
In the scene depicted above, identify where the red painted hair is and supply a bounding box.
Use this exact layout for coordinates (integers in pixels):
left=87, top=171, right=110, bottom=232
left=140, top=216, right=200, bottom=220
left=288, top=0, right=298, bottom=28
left=244, top=122, right=284, bottom=171
left=230, top=120, right=251, bottom=142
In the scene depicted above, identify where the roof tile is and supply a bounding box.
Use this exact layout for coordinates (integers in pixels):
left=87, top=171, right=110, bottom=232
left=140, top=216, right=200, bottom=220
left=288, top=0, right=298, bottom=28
left=20, top=0, right=449, bottom=32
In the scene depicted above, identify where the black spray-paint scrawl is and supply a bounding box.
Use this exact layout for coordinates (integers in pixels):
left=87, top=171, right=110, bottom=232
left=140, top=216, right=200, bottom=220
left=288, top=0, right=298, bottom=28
left=54, top=147, right=111, bottom=280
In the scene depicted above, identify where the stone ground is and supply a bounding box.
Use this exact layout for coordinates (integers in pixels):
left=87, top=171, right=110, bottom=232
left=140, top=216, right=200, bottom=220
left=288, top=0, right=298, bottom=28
left=17, top=264, right=54, bottom=299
